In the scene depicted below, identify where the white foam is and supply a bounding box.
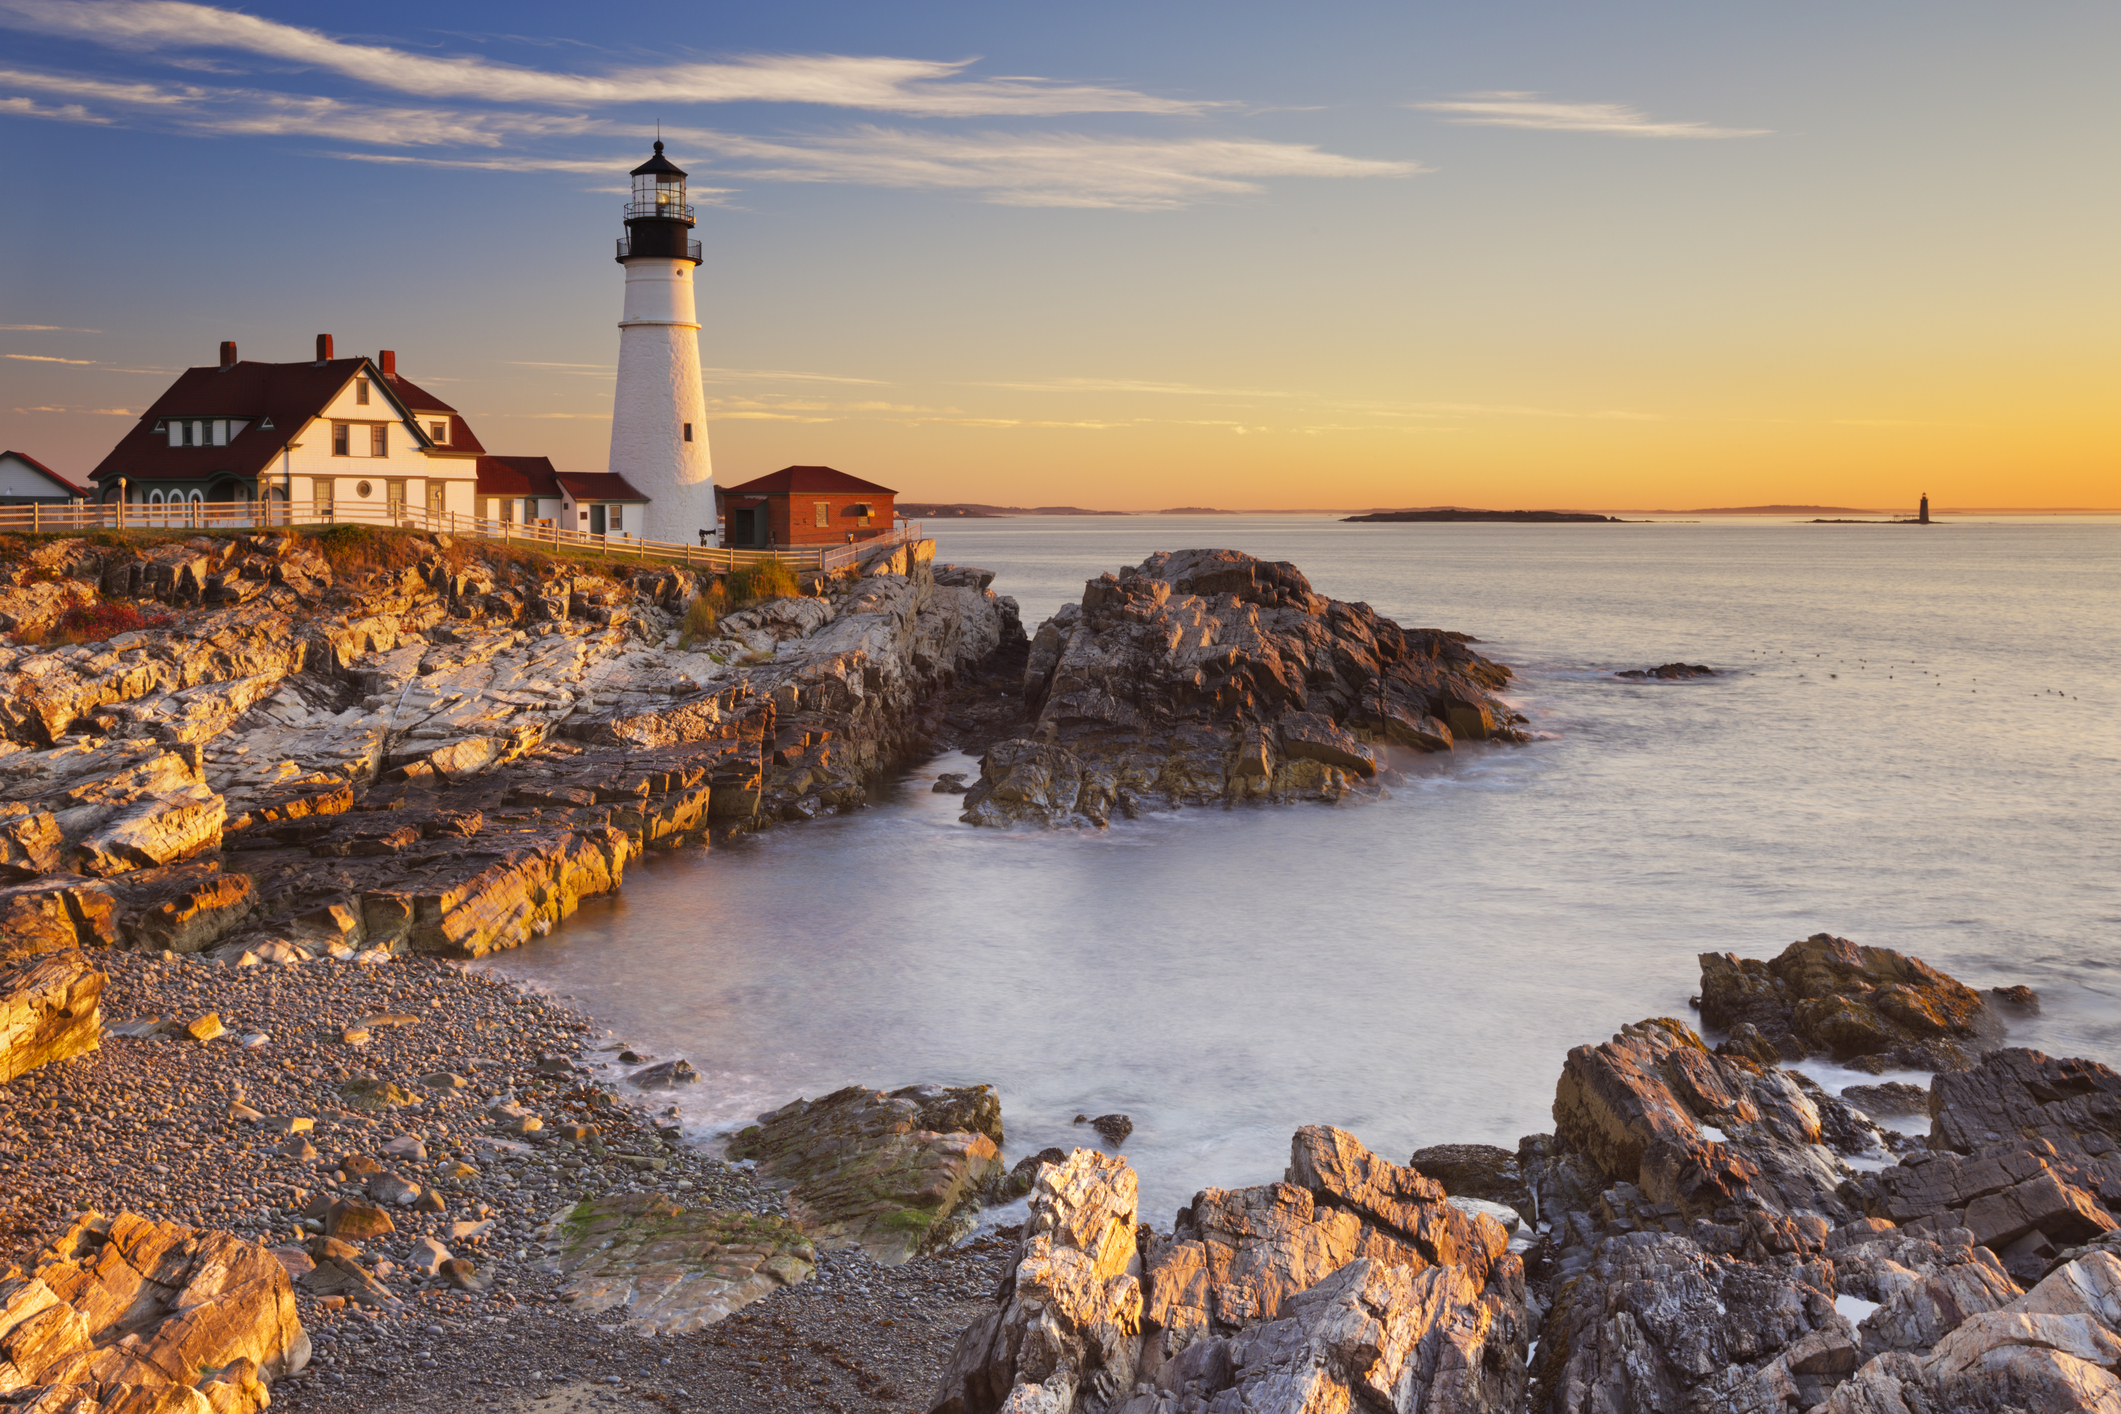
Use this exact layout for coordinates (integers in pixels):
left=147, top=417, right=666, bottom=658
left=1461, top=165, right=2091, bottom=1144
left=1836, top=1293, right=1882, bottom=1325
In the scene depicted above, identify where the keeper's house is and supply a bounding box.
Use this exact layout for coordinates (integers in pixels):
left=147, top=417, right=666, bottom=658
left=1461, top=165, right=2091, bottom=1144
left=87, top=335, right=487, bottom=521
left=0, top=451, right=87, bottom=505
left=473, top=457, right=648, bottom=538
left=715, top=465, right=897, bottom=550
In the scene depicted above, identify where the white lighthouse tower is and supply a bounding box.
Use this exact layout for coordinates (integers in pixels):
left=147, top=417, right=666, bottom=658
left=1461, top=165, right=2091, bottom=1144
left=608, top=142, right=713, bottom=543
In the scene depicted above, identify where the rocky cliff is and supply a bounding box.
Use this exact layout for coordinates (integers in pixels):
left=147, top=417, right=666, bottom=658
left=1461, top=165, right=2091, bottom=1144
left=960, top=549, right=1526, bottom=827
left=0, top=526, right=1021, bottom=967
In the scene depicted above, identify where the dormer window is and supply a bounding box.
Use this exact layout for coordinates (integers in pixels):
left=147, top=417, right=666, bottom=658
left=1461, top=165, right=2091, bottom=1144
left=355, top=378, right=370, bottom=406
left=429, top=421, right=448, bottom=444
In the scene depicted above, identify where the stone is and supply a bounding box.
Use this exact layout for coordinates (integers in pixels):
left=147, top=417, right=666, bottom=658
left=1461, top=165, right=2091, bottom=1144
left=964, top=550, right=1518, bottom=828
left=1615, top=663, right=1716, bottom=680
left=369, top=1171, right=423, bottom=1207
left=183, top=1012, right=224, bottom=1042
left=440, top=1258, right=490, bottom=1293
left=1075, top=1113, right=1131, bottom=1145
left=263, top=1115, right=314, bottom=1134
left=1927, top=1047, right=2121, bottom=1157
left=124, top=869, right=256, bottom=954
left=0, top=1210, right=308, bottom=1414
left=0, top=878, right=116, bottom=957
left=1698, top=934, right=1997, bottom=1069
left=1411, top=1142, right=1531, bottom=1214
left=626, top=1058, right=697, bottom=1089
left=322, top=1201, right=396, bottom=1240
left=407, top=1237, right=451, bottom=1276
left=337, top=1076, right=419, bottom=1111
left=1551, top=1015, right=1854, bottom=1220
left=381, top=1134, right=427, bottom=1160
left=0, top=949, right=105, bottom=1083
left=1841, top=1081, right=1930, bottom=1118
left=533, top=1195, right=814, bottom=1332
left=728, top=1083, right=1005, bottom=1263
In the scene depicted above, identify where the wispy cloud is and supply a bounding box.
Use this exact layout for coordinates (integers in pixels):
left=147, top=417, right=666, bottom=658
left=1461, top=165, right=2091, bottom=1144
left=4, top=353, right=97, bottom=364
left=0, top=323, right=103, bottom=332
left=702, top=366, right=888, bottom=385
left=1411, top=92, right=1768, bottom=139
left=976, top=376, right=1295, bottom=396
left=11, top=404, right=132, bottom=414
left=0, top=0, right=1214, bottom=117
left=0, top=94, right=106, bottom=123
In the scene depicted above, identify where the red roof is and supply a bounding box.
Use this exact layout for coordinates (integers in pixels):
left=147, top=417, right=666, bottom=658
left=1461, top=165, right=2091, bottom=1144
left=555, top=471, right=650, bottom=504
left=85, top=356, right=486, bottom=486
left=390, top=376, right=485, bottom=455
left=475, top=456, right=562, bottom=498
left=1, top=450, right=88, bottom=496
left=717, top=465, right=897, bottom=497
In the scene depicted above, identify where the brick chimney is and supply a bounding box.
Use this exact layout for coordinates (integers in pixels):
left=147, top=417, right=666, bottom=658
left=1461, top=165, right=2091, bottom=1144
left=379, top=350, right=396, bottom=379
left=315, top=333, right=333, bottom=364
left=218, top=340, right=237, bottom=369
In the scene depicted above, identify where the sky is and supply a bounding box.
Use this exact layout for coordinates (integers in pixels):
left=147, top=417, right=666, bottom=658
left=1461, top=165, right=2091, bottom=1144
left=1, top=0, right=2115, bottom=512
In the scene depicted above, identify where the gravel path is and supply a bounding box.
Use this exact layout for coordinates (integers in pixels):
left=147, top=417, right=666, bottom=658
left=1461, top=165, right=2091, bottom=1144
left=0, top=949, right=1005, bottom=1413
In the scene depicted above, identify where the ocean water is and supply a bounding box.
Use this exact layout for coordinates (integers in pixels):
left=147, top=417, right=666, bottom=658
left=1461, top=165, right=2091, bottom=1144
left=493, top=515, right=2121, bottom=1226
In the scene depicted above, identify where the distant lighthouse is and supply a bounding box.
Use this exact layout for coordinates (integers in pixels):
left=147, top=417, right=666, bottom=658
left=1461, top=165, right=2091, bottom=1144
left=609, top=142, right=713, bottom=543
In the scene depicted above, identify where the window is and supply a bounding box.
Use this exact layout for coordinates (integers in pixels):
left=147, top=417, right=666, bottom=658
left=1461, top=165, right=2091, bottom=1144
left=212, top=420, right=228, bottom=447
left=609, top=506, right=623, bottom=533
left=523, top=498, right=536, bottom=524
left=814, top=501, right=829, bottom=528
left=332, top=422, right=349, bottom=456
left=429, top=421, right=447, bottom=444
left=355, top=378, right=370, bottom=405
left=499, top=497, right=514, bottom=525
left=190, top=420, right=204, bottom=446
left=428, top=482, right=445, bottom=516
left=316, top=479, right=334, bottom=515
left=386, top=480, right=404, bottom=515
left=683, top=423, right=693, bottom=442
left=370, top=424, right=388, bottom=457
left=166, top=421, right=181, bottom=448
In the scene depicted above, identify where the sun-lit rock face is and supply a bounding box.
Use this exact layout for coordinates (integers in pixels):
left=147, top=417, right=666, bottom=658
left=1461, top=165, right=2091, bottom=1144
left=962, top=548, right=1522, bottom=828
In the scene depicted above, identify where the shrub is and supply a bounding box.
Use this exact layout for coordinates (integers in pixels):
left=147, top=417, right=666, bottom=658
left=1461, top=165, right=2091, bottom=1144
left=677, top=583, right=727, bottom=648
left=14, top=599, right=173, bottom=647
left=725, top=558, right=798, bottom=606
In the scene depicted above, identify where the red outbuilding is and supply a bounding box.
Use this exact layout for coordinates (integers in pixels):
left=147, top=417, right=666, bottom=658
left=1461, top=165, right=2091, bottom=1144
left=714, top=466, right=897, bottom=549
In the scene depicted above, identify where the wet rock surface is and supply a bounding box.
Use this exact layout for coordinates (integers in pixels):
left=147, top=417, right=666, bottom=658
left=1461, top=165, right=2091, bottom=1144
left=1615, top=662, right=1716, bottom=680
left=727, top=1084, right=1006, bottom=1264
left=960, top=549, right=1524, bottom=827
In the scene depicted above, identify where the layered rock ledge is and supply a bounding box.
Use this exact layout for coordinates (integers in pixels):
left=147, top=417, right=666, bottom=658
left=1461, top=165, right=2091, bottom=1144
left=0, top=527, right=1021, bottom=964
left=961, top=549, right=1526, bottom=827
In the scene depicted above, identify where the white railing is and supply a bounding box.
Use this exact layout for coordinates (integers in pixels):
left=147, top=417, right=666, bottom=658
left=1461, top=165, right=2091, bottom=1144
left=0, top=500, right=923, bottom=576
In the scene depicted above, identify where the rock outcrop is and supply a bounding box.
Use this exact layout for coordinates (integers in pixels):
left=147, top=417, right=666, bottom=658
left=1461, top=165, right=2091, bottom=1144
left=0, top=529, right=1022, bottom=966
left=1698, top=933, right=2002, bottom=1070
left=0, top=1210, right=308, bottom=1414
left=726, top=1084, right=1006, bottom=1263
left=960, top=549, right=1523, bottom=827
left=932, top=1127, right=1526, bottom=1414
left=532, top=1194, right=816, bottom=1333
left=0, top=948, right=105, bottom=1083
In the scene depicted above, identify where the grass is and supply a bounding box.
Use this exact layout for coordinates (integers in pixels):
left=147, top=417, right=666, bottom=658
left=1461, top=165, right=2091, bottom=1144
left=725, top=558, right=798, bottom=605
left=676, top=583, right=728, bottom=648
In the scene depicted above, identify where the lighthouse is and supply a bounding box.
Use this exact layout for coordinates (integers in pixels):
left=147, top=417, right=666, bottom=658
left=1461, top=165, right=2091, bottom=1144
left=609, top=142, right=713, bottom=543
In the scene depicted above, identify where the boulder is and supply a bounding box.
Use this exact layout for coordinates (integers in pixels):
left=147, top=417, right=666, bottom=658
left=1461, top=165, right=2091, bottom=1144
left=0, top=879, right=116, bottom=958
left=965, top=550, right=1519, bottom=827
left=1927, top=1047, right=2121, bottom=1157
left=1552, top=1016, right=1855, bottom=1220
left=0, top=949, right=105, bottom=1083
left=533, top=1194, right=815, bottom=1333
left=1698, top=933, right=1998, bottom=1068
left=0, top=1211, right=307, bottom=1414
left=936, top=1132, right=1526, bottom=1414
left=727, top=1084, right=1005, bottom=1263
left=1412, top=1143, right=1532, bottom=1215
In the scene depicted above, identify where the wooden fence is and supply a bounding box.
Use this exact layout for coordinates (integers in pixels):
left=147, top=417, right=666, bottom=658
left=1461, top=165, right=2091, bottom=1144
left=0, top=499, right=922, bottom=576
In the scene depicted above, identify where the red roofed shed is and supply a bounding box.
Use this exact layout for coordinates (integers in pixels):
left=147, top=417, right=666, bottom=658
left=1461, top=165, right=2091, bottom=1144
left=715, top=466, right=896, bottom=549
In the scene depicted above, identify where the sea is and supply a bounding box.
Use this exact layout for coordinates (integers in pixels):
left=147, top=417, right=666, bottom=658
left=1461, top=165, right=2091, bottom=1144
left=491, top=514, right=2121, bottom=1227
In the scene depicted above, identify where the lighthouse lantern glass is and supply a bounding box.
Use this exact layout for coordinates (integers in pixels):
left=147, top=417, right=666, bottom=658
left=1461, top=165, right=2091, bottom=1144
left=633, top=170, right=684, bottom=210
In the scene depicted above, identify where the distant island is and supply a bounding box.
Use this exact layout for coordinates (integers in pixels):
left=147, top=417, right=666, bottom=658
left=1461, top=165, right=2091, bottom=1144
left=898, top=502, right=1129, bottom=518
left=1343, top=508, right=1625, bottom=524
left=1157, top=507, right=1241, bottom=515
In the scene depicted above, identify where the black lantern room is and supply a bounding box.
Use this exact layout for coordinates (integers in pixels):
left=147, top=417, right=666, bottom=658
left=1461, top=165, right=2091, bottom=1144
left=617, top=142, right=701, bottom=264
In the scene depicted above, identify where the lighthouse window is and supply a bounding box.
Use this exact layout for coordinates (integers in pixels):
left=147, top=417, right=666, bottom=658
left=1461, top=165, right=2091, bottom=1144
left=682, top=423, right=693, bottom=442
left=331, top=422, right=349, bottom=456
left=370, top=424, right=388, bottom=457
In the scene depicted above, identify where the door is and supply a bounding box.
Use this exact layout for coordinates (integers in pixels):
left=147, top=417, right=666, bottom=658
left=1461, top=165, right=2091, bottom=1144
left=589, top=504, right=606, bottom=536
left=428, top=482, right=446, bottom=522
